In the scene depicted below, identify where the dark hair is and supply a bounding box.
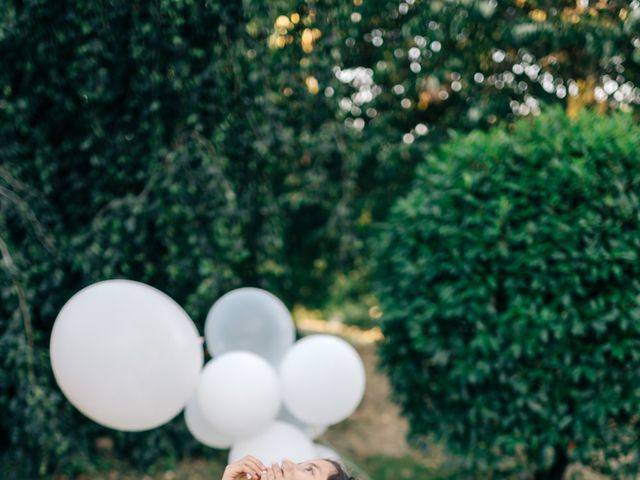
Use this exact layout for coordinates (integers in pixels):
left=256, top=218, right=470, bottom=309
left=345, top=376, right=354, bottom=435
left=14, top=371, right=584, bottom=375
left=326, top=459, right=355, bottom=480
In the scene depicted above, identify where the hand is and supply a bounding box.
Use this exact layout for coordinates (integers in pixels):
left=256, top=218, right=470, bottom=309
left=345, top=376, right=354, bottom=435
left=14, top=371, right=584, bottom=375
left=264, top=460, right=296, bottom=480
left=221, top=455, right=266, bottom=480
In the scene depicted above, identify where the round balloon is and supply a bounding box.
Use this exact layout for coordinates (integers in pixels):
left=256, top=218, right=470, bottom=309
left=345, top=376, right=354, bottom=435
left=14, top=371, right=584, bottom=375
left=205, top=288, right=295, bottom=366
left=198, top=351, right=280, bottom=438
left=184, top=395, right=234, bottom=448
left=50, top=279, right=203, bottom=431
left=280, top=335, right=366, bottom=426
left=229, top=421, right=316, bottom=465
left=314, top=444, right=341, bottom=463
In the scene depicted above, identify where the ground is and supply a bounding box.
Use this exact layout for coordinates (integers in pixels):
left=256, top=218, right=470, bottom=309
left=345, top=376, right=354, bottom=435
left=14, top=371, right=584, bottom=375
left=319, top=343, right=443, bottom=463
left=317, top=342, right=450, bottom=479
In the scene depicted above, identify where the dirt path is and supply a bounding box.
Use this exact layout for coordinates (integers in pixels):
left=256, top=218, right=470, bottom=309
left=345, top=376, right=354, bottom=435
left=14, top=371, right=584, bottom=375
left=319, top=344, right=412, bottom=458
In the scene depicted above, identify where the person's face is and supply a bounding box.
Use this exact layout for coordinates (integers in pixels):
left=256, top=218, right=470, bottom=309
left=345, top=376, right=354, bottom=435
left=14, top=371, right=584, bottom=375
left=281, top=459, right=337, bottom=479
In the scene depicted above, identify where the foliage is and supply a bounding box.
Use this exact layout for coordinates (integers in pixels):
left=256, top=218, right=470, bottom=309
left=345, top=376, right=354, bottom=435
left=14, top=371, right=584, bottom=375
left=2, top=0, right=640, bottom=476
left=265, top=0, right=640, bottom=315
left=374, top=108, right=640, bottom=478
left=285, top=0, right=640, bottom=225
left=0, top=0, right=345, bottom=475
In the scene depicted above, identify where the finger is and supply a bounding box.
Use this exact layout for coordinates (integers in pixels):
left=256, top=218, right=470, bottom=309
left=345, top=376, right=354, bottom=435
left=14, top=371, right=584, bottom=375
left=233, top=468, right=254, bottom=480
left=281, top=460, right=295, bottom=479
left=273, top=463, right=286, bottom=480
left=224, top=465, right=249, bottom=480
left=241, top=458, right=264, bottom=478
left=244, top=471, right=258, bottom=480
left=243, top=456, right=266, bottom=472
left=273, top=464, right=283, bottom=480
left=225, top=464, right=243, bottom=475
left=281, top=461, right=294, bottom=478
left=247, top=456, right=267, bottom=468
left=226, top=462, right=258, bottom=480
left=267, top=467, right=275, bottom=480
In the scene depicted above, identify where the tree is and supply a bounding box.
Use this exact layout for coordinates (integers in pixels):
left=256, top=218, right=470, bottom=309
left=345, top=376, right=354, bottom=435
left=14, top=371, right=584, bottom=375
left=278, top=0, right=640, bottom=228
left=0, top=0, right=351, bottom=474
left=374, top=108, right=640, bottom=478
left=263, top=0, right=640, bottom=320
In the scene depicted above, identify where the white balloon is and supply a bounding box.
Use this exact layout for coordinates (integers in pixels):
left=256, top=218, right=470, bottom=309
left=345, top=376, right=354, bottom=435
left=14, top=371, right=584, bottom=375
left=50, top=279, right=203, bottom=431
left=314, top=444, right=342, bottom=463
left=184, top=395, right=234, bottom=449
left=205, top=288, right=294, bottom=366
left=229, top=421, right=316, bottom=465
left=280, top=335, right=366, bottom=426
left=276, top=406, right=327, bottom=439
left=198, top=351, right=280, bottom=438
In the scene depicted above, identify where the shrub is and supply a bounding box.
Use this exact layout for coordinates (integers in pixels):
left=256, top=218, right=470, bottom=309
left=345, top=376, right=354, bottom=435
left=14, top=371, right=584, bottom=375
left=0, top=2, right=253, bottom=476
left=374, top=108, right=640, bottom=479
left=0, top=0, right=360, bottom=472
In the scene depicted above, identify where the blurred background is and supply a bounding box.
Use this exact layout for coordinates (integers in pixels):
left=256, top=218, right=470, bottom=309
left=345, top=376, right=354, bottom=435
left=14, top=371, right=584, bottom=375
left=2, top=0, right=640, bottom=478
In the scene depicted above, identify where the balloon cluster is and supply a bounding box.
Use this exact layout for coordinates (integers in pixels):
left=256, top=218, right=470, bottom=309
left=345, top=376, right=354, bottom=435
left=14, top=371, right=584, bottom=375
left=50, top=281, right=365, bottom=465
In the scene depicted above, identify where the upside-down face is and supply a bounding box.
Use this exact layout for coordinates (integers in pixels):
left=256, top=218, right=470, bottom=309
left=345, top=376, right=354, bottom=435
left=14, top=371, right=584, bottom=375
left=263, top=459, right=337, bottom=480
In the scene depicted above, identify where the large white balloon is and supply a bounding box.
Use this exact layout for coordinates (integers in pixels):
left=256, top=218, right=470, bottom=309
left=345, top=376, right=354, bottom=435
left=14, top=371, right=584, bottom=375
left=50, top=279, right=203, bottom=431
left=198, top=351, right=280, bottom=438
left=184, top=395, right=234, bottom=449
left=205, top=288, right=294, bottom=366
left=229, top=421, right=316, bottom=465
left=280, top=335, right=366, bottom=426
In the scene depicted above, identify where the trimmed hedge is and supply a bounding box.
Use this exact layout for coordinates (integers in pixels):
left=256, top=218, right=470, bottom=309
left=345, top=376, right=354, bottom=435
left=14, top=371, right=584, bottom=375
left=374, top=108, right=640, bottom=479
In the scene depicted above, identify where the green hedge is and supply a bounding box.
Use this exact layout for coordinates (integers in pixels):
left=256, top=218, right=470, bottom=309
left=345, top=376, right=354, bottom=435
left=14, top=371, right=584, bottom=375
left=1, top=1, right=278, bottom=477
left=0, top=0, right=361, bottom=474
left=374, top=108, right=640, bottom=479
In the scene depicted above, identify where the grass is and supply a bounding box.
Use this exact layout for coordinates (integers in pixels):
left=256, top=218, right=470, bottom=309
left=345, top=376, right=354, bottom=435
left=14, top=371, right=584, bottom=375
left=347, top=455, right=455, bottom=480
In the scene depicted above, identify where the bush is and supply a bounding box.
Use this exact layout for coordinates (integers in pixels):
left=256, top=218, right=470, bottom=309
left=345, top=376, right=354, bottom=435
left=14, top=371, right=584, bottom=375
left=374, top=108, right=640, bottom=479
left=0, top=1, right=261, bottom=476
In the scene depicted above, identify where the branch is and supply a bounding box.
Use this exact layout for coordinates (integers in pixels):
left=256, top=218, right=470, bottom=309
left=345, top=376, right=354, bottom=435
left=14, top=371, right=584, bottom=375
left=91, top=168, right=160, bottom=224
left=0, top=232, right=36, bottom=384
left=0, top=184, right=56, bottom=253
left=0, top=231, right=16, bottom=272
left=0, top=165, right=31, bottom=194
